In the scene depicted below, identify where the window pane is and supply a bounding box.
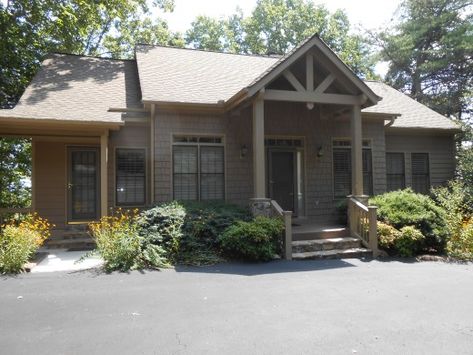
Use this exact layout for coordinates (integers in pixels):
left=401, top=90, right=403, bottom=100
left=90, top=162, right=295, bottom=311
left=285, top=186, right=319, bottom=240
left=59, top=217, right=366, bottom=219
left=386, top=153, right=405, bottom=191
left=200, top=146, right=224, bottom=200
left=333, top=148, right=373, bottom=198
left=363, top=149, right=373, bottom=195
left=173, top=146, right=198, bottom=200
left=411, top=153, right=430, bottom=194
left=333, top=149, right=351, bottom=198
left=116, top=149, right=146, bottom=206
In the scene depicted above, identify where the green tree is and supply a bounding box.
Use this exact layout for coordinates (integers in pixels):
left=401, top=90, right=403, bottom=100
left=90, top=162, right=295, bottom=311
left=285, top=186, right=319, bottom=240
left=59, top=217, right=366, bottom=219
left=0, top=0, right=181, bottom=207
left=185, top=0, right=376, bottom=77
left=0, top=138, right=31, bottom=208
left=376, top=0, right=473, bottom=122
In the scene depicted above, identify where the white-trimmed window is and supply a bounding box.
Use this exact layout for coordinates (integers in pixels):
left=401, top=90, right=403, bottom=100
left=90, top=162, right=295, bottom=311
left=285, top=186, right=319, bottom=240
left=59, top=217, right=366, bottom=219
left=172, top=136, right=224, bottom=201
left=411, top=153, right=430, bottom=194
left=116, top=148, right=146, bottom=206
left=333, top=139, right=373, bottom=198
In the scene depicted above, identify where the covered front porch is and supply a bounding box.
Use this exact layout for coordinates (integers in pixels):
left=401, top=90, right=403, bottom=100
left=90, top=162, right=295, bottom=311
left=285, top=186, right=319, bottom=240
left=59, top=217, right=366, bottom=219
left=0, top=118, right=118, bottom=246
left=242, top=40, right=380, bottom=259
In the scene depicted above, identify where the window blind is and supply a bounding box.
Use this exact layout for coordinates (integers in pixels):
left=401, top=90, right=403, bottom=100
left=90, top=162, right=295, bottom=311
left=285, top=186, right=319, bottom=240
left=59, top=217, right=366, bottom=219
left=386, top=153, right=405, bottom=191
left=173, top=146, right=198, bottom=200
left=333, top=142, right=373, bottom=198
left=116, top=148, right=146, bottom=206
left=411, top=153, right=430, bottom=194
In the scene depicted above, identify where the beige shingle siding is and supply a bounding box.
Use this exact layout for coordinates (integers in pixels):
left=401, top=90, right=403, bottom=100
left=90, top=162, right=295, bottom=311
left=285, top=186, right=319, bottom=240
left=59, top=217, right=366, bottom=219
left=0, top=54, right=141, bottom=123
left=135, top=45, right=276, bottom=104
left=364, top=81, right=459, bottom=130
left=385, top=134, right=455, bottom=188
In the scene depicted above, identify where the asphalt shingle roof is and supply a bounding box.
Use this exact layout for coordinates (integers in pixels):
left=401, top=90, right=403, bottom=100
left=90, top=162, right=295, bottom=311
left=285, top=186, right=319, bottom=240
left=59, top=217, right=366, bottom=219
left=135, top=45, right=277, bottom=104
left=0, top=46, right=459, bottom=131
left=0, top=54, right=141, bottom=123
left=364, top=81, right=458, bottom=130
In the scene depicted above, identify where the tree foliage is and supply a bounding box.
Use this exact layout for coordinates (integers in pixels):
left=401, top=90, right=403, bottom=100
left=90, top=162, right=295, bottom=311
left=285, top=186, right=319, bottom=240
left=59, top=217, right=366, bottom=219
left=375, top=0, right=473, bottom=122
left=0, top=138, right=31, bottom=208
left=185, top=0, right=376, bottom=78
left=0, top=0, right=181, bottom=109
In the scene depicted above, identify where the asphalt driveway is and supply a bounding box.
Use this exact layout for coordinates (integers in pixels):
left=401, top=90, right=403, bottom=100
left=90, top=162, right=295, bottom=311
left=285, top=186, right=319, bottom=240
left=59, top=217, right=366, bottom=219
left=1, top=259, right=472, bottom=355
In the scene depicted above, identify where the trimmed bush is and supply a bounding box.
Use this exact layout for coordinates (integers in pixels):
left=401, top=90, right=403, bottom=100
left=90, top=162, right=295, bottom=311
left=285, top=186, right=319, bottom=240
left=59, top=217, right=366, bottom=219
left=447, top=220, right=473, bottom=261
left=370, top=189, right=448, bottom=252
left=377, top=222, right=399, bottom=254
left=0, top=213, right=52, bottom=274
left=219, top=216, right=284, bottom=261
left=138, top=201, right=186, bottom=262
left=139, top=201, right=251, bottom=265
left=395, top=226, right=424, bottom=257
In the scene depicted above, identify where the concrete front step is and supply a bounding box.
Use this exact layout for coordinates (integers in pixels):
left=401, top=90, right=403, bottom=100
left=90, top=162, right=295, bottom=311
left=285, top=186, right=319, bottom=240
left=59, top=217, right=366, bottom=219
left=292, top=247, right=373, bottom=260
left=45, top=237, right=95, bottom=250
left=292, top=237, right=361, bottom=253
left=292, top=227, right=350, bottom=241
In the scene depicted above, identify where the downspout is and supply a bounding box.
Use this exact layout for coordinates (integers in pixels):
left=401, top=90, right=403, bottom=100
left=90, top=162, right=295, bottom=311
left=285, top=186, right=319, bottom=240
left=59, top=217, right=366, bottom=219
left=150, top=104, right=155, bottom=206
left=385, top=116, right=397, bottom=127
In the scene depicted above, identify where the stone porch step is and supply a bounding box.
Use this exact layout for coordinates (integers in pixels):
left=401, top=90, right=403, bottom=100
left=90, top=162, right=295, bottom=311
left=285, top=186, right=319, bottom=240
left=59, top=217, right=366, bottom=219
left=292, top=237, right=361, bottom=253
left=292, top=227, right=350, bottom=241
left=45, top=236, right=95, bottom=250
left=292, top=247, right=373, bottom=260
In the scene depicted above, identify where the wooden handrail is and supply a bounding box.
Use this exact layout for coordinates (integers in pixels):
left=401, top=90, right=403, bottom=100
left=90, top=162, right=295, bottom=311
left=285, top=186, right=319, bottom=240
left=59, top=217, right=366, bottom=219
left=270, top=200, right=293, bottom=260
left=0, top=207, right=33, bottom=228
left=348, top=197, right=379, bottom=257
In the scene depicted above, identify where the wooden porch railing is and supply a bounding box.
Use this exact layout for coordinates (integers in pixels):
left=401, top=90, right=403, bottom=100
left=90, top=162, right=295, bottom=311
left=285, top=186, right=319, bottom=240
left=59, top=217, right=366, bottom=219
left=347, top=197, right=379, bottom=257
left=270, top=200, right=293, bottom=260
left=0, top=207, right=33, bottom=227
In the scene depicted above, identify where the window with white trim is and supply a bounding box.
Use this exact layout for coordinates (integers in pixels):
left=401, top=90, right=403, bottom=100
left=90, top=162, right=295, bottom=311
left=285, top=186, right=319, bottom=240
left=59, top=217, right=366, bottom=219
left=411, top=153, right=430, bottom=194
left=386, top=152, right=405, bottom=191
left=332, top=139, right=373, bottom=198
left=116, top=148, right=146, bottom=206
left=173, top=136, right=224, bottom=201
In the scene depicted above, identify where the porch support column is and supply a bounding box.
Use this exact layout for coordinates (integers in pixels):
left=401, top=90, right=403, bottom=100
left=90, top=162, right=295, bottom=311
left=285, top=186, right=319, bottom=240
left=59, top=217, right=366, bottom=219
left=100, top=131, right=109, bottom=217
left=252, top=91, right=266, bottom=198
left=350, top=104, right=363, bottom=196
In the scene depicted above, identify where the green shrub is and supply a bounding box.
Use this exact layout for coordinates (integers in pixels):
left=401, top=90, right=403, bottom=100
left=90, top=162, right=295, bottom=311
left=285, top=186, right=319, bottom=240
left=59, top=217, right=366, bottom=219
left=138, top=201, right=186, bottom=262
left=219, top=216, right=284, bottom=261
left=377, top=222, right=399, bottom=254
left=178, top=201, right=250, bottom=264
left=89, top=210, right=142, bottom=272
left=395, top=226, right=424, bottom=257
left=0, top=214, right=52, bottom=274
left=370, top=189, right=448, bottom=252
left=447, top=220, right=473, bottom=260
left=138, top=201, right=250, bottom=266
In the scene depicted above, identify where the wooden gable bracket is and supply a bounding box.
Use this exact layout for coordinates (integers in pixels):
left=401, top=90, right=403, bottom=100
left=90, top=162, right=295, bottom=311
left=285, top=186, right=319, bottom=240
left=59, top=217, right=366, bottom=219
left=265, top=53, right=365, bottom=107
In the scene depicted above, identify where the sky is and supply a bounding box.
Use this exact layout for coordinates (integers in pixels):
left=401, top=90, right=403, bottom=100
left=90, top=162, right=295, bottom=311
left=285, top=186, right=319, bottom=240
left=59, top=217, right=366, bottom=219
left=160, top=0, right=402, bottom=76
left=162, top=0, right=401, bottom=33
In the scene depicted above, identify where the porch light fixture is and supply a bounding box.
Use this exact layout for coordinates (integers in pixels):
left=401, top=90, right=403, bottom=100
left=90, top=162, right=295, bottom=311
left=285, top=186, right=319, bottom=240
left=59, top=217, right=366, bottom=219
left=306, top=102, right=314, bottom=110
left=317, top=146, right=324, bottom=158
left=240, top=144, right=248, bottom=158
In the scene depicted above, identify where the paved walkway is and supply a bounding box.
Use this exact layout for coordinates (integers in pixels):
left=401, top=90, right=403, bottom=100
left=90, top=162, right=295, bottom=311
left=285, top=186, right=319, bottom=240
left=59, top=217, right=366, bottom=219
left=32, top=249, right=103, bottom=273
left=1, top=259, right=472, bottom=354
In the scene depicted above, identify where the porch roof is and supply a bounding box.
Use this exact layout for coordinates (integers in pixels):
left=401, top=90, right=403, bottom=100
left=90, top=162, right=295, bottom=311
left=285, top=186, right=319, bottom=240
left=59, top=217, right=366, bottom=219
left=0, top=54, right=141, bottom=125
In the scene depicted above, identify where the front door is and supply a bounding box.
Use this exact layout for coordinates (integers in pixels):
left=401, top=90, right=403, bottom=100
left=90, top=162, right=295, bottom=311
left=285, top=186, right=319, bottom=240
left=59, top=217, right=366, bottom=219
left=269, top=150, right=295, bottom=212
left=68, top=147, right=100, bottom=222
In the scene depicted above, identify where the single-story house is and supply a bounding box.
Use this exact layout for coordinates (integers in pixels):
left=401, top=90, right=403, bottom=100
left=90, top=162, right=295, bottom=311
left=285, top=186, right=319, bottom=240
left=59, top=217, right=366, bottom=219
left=0, top=34, right=459, bottom=258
